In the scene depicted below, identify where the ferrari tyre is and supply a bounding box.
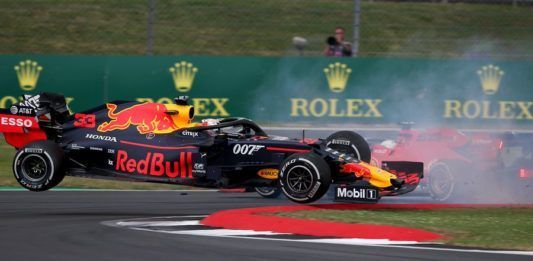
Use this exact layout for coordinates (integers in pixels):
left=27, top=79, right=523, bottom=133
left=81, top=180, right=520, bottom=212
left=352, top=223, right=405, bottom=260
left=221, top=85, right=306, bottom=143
left=326, top=131, right=371, bottom=163
left=428, top=162, right=456, bottom=201
left=13, top=140, right=65, bottom=191
left=255, top=186, right=282, bottom=198
left=279, top=153, right=331, bottom=203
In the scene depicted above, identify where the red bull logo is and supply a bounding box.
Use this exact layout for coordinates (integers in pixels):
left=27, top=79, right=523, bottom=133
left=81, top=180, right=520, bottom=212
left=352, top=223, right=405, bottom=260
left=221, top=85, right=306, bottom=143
left=115, top=150, right=193, bottom=178
left=98, top=103, right=190, bottom=134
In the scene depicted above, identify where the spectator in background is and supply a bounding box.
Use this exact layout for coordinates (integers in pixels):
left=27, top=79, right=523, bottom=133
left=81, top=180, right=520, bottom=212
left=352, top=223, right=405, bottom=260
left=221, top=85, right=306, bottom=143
left=323, top=27, right=352, bottom=57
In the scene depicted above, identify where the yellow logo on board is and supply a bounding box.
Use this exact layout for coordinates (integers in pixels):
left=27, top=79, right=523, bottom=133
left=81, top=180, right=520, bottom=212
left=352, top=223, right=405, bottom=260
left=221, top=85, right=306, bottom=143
left=169, top=61, right=198, bottom=93
left=324, top=62, right=351, bottom=93
left=14, top=60, right=42, bottom=91
left=477, top=64, right=504, bottom=95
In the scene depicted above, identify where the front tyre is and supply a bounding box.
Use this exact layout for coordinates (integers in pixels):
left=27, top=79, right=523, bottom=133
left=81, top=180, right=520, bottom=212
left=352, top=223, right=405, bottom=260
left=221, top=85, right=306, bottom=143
left=326, top=131, right=371, bottom=163
left=428, top=162, right=455, bottom=201
left=13, top=140, right=65, bottom=191
left=280, top=153, right=331, bottom=203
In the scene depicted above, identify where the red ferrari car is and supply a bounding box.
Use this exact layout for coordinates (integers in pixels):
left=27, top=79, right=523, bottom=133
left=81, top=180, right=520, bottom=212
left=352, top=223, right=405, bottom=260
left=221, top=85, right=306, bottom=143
left=370, top=124, right=525, bottom=201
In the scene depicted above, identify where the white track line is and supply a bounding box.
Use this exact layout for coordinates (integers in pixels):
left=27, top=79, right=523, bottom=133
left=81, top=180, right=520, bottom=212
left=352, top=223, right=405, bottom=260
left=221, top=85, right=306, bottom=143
left=197, top=233, right=533, bottom=255
left=352, top=244, right=533, bottom=256
left=117, top=220, right=201, bottom=227
left=134, top=227, right=288, bottom=237
left=298, top=238, right=419, bottom=245
left=101, top=216, right=207, bottom=228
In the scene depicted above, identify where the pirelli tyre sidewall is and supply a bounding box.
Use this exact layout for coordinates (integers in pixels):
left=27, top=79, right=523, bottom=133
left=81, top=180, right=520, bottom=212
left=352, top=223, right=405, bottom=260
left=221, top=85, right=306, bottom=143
left=279, top=153, right=331, bottom=203
left=326, top=131, right=371, bottom=163
left=13, top=140, right=65, bottom=192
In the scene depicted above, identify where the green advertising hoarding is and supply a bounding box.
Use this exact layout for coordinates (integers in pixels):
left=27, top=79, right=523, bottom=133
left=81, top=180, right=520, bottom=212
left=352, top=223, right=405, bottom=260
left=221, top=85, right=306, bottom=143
left=0, top=55, right=531, bottom=127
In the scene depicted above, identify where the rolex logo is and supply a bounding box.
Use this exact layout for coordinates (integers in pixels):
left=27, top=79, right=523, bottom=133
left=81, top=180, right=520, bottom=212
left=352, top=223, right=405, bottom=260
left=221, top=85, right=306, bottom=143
left=477, top=64, right=504, bottom=95
left=14, top=60, right=43, bottom=91
left=324, top=62, right=351, bottom=93
left=169, top=61, right=198, bottom=93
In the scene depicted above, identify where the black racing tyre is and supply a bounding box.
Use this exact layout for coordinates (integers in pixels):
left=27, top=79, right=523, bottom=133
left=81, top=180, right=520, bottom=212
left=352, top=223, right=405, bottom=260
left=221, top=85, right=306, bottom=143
left=279, top=153, right=331, bottom=203
left=13, top=140, right=65, bottom=191
left=428, top=162, right=456, bottom=201
left=255, top=186, right=282, bottom=198
left=326, top=131, right=371, bottom=163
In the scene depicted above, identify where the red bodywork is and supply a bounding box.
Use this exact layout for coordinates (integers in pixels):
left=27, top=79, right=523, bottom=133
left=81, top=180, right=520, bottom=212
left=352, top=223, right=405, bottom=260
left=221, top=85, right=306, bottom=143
left=0, top=113, right=47, bottom=149
left=371, top=127, right=503, bottom=187
left=340, top=163, right=371, bottom=179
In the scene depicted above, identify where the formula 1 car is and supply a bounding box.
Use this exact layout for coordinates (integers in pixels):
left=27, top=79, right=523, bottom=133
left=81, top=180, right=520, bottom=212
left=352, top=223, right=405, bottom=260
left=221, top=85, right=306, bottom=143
left=371, top=123, right=532, bottom=201
left=1, top=93, right=423, bottom=203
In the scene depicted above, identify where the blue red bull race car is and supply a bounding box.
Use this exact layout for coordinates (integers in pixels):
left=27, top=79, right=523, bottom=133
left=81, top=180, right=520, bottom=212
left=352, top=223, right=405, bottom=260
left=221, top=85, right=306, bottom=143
left=0, top=93, right=423, bottom=203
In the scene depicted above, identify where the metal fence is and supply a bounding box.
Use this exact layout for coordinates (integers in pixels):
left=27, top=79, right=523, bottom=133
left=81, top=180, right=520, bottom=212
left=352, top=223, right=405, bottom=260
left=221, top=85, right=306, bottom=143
left=0, top=0, right=531, bottom=58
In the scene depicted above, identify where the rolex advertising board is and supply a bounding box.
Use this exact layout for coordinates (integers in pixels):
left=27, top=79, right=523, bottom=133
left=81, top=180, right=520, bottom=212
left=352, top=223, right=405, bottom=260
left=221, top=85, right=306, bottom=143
left=0, top=55, right=531, bottom=127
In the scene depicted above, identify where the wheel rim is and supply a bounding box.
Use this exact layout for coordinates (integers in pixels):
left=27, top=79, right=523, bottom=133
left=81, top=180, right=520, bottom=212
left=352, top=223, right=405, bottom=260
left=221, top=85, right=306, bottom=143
left=286, top=165, right=313, bottom=193
left=430, top=167, right=453, bottom=200
left=21, top=154, right=48, bottom=182
left=255, top=187, right=276, bottom=195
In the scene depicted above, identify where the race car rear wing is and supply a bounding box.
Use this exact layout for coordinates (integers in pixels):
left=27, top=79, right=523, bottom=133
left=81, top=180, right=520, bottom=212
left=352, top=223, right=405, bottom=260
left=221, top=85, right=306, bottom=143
left=0, top=109, right=46, bottom=149
left=0, top=92, right=69, bottom=149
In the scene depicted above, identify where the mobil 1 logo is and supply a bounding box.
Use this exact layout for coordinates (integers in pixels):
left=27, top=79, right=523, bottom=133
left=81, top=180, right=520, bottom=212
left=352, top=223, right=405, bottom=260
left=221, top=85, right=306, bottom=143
left=334, top=185, right=379, bottom=203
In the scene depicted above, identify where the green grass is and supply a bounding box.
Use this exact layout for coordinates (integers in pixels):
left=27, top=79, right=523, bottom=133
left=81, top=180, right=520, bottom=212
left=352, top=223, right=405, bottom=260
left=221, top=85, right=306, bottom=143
left=0, top=135, right=192, bottom=190
left=0, top=0, right=531, bottom=57
left=276, top=208, right=533, bottom=250
left=0, top=139, right=16, bottom=187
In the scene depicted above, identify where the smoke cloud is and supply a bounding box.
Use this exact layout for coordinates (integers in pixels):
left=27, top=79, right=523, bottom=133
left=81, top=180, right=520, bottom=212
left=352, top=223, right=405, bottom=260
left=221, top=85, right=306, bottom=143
left=251, top=36, right=532, bottom=204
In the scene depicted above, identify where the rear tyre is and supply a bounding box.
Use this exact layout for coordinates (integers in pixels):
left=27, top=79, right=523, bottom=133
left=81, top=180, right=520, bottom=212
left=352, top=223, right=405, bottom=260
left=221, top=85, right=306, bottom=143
left=255, top=186, right=282, bottom=198
left=13, top=140, right=65, bottom=191
left=326, top=131, right=371, bottom=163
left=279, top=153, right=331, bottom=203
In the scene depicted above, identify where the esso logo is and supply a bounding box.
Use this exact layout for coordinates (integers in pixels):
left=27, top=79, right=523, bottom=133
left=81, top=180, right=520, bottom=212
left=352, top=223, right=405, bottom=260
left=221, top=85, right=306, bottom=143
left=0, top=117, right=33, bottom=127
left=232, top=144, right=265, bottom=155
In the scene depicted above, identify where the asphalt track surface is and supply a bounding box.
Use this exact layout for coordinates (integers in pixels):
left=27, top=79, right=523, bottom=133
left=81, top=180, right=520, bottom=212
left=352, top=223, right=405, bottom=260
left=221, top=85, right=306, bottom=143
left=1, top=190, right=531, bottom=261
